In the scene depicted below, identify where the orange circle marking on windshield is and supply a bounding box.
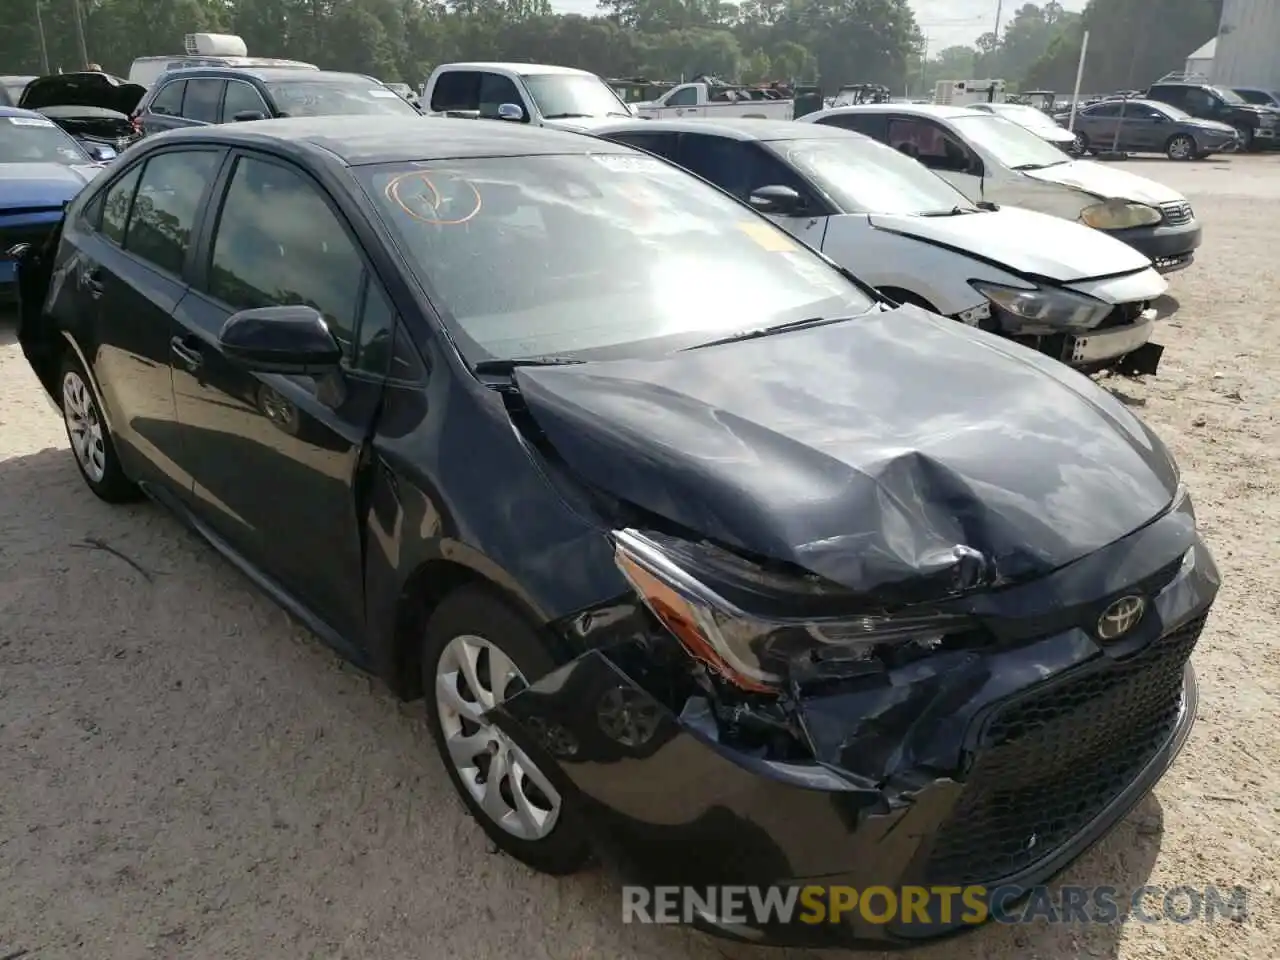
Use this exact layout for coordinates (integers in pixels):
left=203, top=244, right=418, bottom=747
left=386, top=171, right=482, bottom=225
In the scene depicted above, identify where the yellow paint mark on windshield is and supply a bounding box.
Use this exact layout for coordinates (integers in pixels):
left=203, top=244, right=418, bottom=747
left=736, top=221, right=796, bottom=252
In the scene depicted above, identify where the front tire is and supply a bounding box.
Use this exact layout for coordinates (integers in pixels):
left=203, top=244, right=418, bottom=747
left=422, top=585, right=591, bottom=875
left=59, top=353, right=139, bottom=503
left=1233, top=125, right=1254, bottom=152
left=1073, top=131, right=1089, bottom=155
left=1166, top=133, right=1198, bottom=161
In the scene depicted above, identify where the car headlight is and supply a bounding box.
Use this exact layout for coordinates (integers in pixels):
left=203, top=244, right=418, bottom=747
left=969, top=280, right=1112, bottom=331
left=1079, top=199, right=1162, bottom=230
left=612, top=529, right=968, bottom=693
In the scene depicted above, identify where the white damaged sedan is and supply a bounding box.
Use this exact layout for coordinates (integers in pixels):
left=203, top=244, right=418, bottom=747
left=590, top=117, right=1173, bottom=375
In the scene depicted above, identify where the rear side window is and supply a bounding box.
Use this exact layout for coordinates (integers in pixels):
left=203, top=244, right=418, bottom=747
left=431, top=71, right=479, bottom=112
left=99, top=166, right=142, bottom=245
left=1084, top=102, right=1120, bottom=117
left=123, top=151, right=220, bottom=274
left=221, top=81, right=269, bottom=122
left=208, top=156, right=364, bottom=353
left=603, top=131, right=679, bottom=159
left=149, top=80, right=185, bottom=116
left=182, top=78, right=224, bottom=123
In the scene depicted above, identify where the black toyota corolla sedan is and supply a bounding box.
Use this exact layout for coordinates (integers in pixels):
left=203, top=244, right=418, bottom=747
left=13, top=117, right=1218, bottom=947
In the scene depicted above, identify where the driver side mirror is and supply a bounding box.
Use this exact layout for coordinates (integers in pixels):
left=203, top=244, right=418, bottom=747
left=87, top=144, right=117, bottom=162
left=218, top=305, right=342, bottom=374
left=232, top=110, right=266, bottom=122
left=497, top=102, right=525, bottom=122
left=748, top=184, right=806, bottom=216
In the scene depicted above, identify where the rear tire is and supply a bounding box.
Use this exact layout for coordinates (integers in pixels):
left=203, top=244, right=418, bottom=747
left=58, top=353, right=140, bottom=503
left=421, top=585, right=592, bottom=876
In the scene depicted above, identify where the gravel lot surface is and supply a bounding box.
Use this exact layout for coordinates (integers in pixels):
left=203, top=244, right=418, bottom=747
left=1, top=155, right=1277, bottom=960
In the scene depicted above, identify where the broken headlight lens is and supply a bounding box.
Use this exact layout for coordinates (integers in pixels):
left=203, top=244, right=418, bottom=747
left=612, top=528, right=968, bottom=693
left=1078, top=199, right=1162, bottom=230
left=969, top=280, right=1111, bottom=331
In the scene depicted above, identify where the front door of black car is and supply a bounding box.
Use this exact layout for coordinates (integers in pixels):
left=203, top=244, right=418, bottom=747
left=140, top=78, right=186, bottom=136
left=74, top=147, right=223, bottom=493
left=170, top=152, right=391, bottom=638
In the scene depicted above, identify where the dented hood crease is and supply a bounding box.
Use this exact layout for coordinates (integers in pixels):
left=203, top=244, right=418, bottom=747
left=513, top=306, right=1179, bottom=596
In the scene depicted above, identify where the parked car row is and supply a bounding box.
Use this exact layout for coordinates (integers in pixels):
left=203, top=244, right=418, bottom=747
left=7, top=114, right=1218, bottom=947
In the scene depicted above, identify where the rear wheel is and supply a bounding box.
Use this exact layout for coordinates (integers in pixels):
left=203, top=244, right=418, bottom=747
left=1166, top=133, right=1197, bottom=161
left=59, top=354, right=139, bottom=503
left=421, top=585, right=591, bottom=875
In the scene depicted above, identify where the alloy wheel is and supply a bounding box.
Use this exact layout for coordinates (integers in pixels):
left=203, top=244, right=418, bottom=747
left=435, top=634, right=562, bottom=840
left=63, top=370, right=106, bottom=483
left=1168, top=135, right=1195, bottom=160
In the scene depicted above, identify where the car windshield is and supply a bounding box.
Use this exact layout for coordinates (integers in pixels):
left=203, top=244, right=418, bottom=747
left=1212, top=85, right=1245, bottom=104
left=523, top=74, right=631, bottom=118
left=266, top=79, right=419, bottom=117
left=0, top=115, right=89, bottom=165
left=1233, top=88, right=1277, bottom=106
left=991, top=103, right=1062, bottom=131
left=356, top=153, right=876, bottom=362
left=773, top=137, right=977, bottom=216
left=950, top=113, right=1070, bottom=170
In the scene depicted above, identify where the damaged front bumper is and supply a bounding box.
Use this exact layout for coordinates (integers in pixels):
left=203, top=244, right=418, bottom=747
left=488, top=499, right=1218, bottom=947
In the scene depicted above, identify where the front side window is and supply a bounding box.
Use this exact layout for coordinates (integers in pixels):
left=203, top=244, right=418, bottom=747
left=124, top=150, right=221, bottom=274
left=1083, top=102, right=1120, bottom=117
left=666, top=86, right=698, bottom=107
left=148, top=80, right=185, bottom=116
left=182, top=79, right=224, bottom=123
left=887, top=117, right=976, bottom=172
left=477, top=73, right=523, bottom=119
left=356, top=153, right=876, bottom=363
left=0, top=114, right=89, bottom=165
left=222, top=81, right=269, bottom=122
left=815, top=112, right=887, bottom=137
left=773, top=137, right=976, bottom=216
left=99, top=165, right=142, bottom=245
left=523, top=73, right=630, bottom=119
left=208, top=156, right=364, bottom=351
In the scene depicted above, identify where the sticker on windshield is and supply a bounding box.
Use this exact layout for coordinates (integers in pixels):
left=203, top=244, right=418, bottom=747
left=736, top=220, right=796, bottom=252
left=590, top=153, right=664, bottom=174
left=8, top=116, right=55, bottom=127
left=368, top=89, right=399, bottom=98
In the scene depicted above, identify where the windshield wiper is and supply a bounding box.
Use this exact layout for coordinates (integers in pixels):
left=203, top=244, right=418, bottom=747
left=684, top=316, right=854, bottom=351
left=919, top=205, right=977, bottom=217
left=473, top=356, right=585, bottom=374
left=1012, top=160, right=1067, bottom=170
left=542, top=112, right=594, bottom=119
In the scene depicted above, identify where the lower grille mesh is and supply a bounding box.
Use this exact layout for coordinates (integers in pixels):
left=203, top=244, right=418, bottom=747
left=921, top=613, right=1207, bottom=886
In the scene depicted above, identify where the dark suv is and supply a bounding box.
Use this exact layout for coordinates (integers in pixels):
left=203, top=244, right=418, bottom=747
left=133, top=66, right=419, bottom=136
left=1145, top=79, right=1280, bottom=151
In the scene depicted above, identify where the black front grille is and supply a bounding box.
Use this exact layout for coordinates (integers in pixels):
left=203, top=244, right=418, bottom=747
left=1160, top=201, right=1194, bottom=226
left=1095, top=299, right=1151, bottom=331
left=921, top=613, right=1207, bottom=886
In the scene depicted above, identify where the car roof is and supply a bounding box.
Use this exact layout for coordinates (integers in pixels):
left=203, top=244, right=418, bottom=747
left=816, top=103, right=986, bottom=120
left=589, top=117, right=856, bottom=141
left=159, top=67, right=370, bottom=83
left=1086, top=98, right=1166, bottom=110
left=438, top=62, right=593, bottom=77
left=145, top=116, right=637, bottom=165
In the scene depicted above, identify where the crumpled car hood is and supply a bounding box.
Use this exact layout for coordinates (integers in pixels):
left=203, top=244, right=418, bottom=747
left=1021, top=158, right=1185, bottom=206
left=515, top=305, right=1179, bottom=597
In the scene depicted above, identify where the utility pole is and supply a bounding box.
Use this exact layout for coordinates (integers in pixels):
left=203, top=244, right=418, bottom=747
left=35, top=0, right=51, bottom=74
left=992, top=0, right=1004, bottom=41
left=70, top=0, right=89, bottom=69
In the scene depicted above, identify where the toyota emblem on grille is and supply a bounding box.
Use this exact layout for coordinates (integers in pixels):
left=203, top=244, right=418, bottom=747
left=1097, top=595, right=1146, bottom=641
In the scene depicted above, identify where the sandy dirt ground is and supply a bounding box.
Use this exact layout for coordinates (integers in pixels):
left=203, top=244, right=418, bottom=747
left=1, top=155, right=1278, bottom=960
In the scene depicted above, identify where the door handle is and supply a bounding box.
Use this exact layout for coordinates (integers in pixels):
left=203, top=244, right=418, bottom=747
left=170, top=336, right=203, bottom=371
left=81, top=266, right=104, bottom=298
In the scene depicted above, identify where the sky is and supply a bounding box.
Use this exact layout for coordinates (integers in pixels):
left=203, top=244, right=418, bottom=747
left=546, top=0, right=1088, bottom=51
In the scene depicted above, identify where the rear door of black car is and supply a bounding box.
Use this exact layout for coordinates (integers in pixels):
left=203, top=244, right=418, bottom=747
left=171, top=149, right=391, bottom=639
left=69, top=146, right=225, bottom=493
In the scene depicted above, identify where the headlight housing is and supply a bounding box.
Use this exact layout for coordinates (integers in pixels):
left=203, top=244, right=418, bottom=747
left=969, top=280, right=1112, bottom=331
left=1079, top=199, right=1162, bottom=230
left=613, top=529, right=968, bottom=693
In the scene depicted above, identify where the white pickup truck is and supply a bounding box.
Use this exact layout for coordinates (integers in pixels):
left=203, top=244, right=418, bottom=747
left=419, top=62, right=635, bottom=128
left=633, top=82, right=794, bottom=120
